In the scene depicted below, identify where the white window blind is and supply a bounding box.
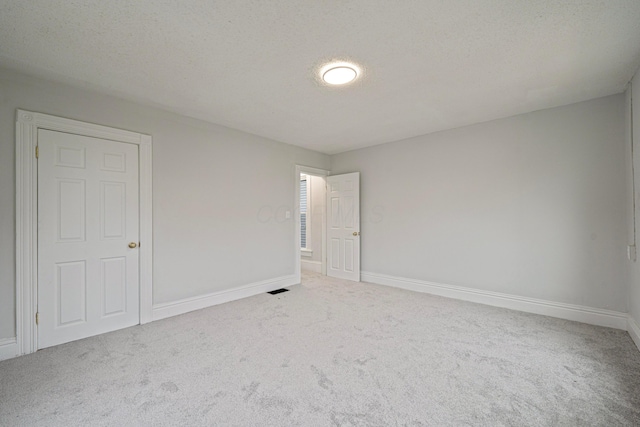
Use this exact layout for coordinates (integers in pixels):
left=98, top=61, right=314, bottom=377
left=300, top=177, right=307, bottom=248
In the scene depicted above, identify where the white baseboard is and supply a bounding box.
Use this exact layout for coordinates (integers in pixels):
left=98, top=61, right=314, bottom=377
left=301, top=259, right=322, bottom=273
left=628, top=316, right=640, bottom=351
left=152, top=275, right=299, bottom=321
left=0, top=337, right=18, bottom=361
left=361, top=271, right=628, bottom=330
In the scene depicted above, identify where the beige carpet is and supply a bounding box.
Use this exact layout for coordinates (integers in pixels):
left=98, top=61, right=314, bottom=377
left=1, top=272, right=640, bottom=426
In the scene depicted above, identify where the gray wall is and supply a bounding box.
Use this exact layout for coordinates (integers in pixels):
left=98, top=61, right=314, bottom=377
left=0, top=68, right=329, bottom=339
left=332, top=95, right=628, bottom=312
left=627, top=67, right=640, bottom=324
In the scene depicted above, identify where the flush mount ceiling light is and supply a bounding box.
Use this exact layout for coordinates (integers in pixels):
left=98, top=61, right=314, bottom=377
left=322, top=64, right=358, bottom=85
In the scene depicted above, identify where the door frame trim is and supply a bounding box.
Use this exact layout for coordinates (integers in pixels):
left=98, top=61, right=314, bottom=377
left=15, top=109, right=153, bottom=357
left=295, top=165, right=328, bottom=283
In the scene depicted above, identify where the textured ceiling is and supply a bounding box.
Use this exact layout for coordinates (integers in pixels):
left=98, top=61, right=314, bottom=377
left=1, top=1, right=640, bottom=154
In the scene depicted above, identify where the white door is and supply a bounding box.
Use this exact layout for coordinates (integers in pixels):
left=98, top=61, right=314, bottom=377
left=37, top=129, right=140, bottom=349
left=327, top=172, right=360, bottom=281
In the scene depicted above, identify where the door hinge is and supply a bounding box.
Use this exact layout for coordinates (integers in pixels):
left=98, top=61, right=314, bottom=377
left=35, top=312, right=39, bottom=325
left=35, top=146, right=39, bottom=158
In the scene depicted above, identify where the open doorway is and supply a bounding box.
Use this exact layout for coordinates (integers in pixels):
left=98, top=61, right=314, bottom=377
left=295, top=166, right=328, bottom=283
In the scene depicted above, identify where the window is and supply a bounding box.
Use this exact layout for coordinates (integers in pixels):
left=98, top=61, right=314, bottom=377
left=300, top=175, right=307, bottom=248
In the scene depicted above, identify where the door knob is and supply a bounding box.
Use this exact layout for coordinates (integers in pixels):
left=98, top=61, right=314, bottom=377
left=352, top=232, right=360, bottom=236
left=128, top=242, right=138, bottom=249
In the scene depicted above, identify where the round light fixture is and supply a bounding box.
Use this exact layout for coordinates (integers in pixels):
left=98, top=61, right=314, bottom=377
left=322, top=66, right=358, bottom=85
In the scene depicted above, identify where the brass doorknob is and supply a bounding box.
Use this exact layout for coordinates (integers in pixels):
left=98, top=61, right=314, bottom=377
left=128, top=242, right=138, bottom=249
left=352, top=232, right=360, bottom=236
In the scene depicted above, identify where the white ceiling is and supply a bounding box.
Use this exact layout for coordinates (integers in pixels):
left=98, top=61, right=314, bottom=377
left=1, top=1, right=640, bottom=154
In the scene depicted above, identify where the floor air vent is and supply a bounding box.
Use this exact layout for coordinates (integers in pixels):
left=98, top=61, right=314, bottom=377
left=267, top=288, right=289, bottom=295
